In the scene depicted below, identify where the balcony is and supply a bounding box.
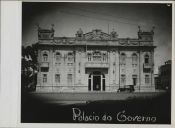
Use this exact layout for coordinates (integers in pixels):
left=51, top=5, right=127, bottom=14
left=41, top=62, right=49, bottom=68
left=143, top=63, right=151, bottom=69
left=85, top=62, right=109, bottom=68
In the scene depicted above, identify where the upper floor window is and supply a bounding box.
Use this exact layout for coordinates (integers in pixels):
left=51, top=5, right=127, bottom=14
left=120, top=53, right=126, bottom=65
left=87, top=53, right=92, bottom=61
left=144, top=54, right=149, bottom=64
left=102, top=53, right=107, bottom=61
left=43, top=53, right=48, bottom=62
left=68, top=52, right=74, bottom=62
left=88, top=51, right=107, bottom=62
left=132, top=53, right=138, bottom=65
left=55, top=52, right=61, bottom=61
left=93, top=51, right=101, bottom=61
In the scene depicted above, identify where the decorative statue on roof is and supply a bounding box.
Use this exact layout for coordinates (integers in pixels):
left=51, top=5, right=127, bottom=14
left=110, top=28, right=118, bottom=40
left=51, top=24, right=55, bottom=32
left=138, top=26, right=142, bottom=32
left=151, top=26, right=155, bottom=34
left=76, top=28, right=84, bottom=40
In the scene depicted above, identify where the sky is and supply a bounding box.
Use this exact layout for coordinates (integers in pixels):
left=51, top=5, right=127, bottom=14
left=22, top=2, right=172, bottom=74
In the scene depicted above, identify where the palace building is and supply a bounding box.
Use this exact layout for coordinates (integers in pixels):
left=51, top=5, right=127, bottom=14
left=36, top=25, right=156, bottom=92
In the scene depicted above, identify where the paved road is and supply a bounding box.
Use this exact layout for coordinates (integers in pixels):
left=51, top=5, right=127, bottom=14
left=21, top=91, right=171, bottom=124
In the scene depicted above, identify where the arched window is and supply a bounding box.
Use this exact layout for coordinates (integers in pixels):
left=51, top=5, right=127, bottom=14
left=87, top=53, right=92, bottom=61
left=43, top=74, right=47, bottom=83
left=55, top=52, right=61, bottom=61
left=144, top=54, right=149, bottom=64
left=43, top=52, right=48, bottom=62
left=132, top=53, right=137, bottom=65
left=67, top=52, right=74, bottom=62
left=121, top=74, right=126, bottom=85
left=120, top=53, right=126, bottom=65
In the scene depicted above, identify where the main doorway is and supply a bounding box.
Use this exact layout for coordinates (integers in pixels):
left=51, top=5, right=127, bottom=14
left=88, top=71, right=105, bottom=91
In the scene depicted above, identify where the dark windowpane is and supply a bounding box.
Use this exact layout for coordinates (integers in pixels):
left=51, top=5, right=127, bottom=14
left=88, top=78, right=91, bottom=91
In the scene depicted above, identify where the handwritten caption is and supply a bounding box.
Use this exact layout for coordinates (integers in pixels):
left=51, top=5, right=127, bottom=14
left=72, top=108, right=157, bottom=123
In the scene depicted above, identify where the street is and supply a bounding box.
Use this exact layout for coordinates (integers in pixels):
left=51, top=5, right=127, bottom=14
left=21, top=91, right=171, bottom=124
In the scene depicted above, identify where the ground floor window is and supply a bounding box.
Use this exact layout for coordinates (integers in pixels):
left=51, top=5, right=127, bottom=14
left=132, top=75, right=137, bottom=85
left=67, top=74, right=73, bottom=85
left=43, top=74, right=47, bottom=83
left=145, top=75, right=150, bottom=84
left=55, top=74, right=60, bottom=83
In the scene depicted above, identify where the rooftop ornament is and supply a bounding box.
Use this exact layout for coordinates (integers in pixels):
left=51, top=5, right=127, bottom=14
left=36, top=23, right=41, bottom=30
left=151, top=26, right=155, bottom=33
left=77, top=28, right=83, bottom=34
left=51, top=24, right=55, bottom=32
left=138, top=26, right=142, bottom=32
left=110, top=28, right=118, bottom=39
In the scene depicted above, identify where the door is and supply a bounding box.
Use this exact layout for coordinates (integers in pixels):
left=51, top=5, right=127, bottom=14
left=133, top=78, right=137, bottom=86
left=93, top=75, right=101, bottom=91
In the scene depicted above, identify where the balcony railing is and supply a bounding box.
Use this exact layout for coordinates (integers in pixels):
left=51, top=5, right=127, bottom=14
left=40, top=62, right=49, bottom=68
left=85, top=62, right=109, bottom=68
left=143, top=63, right=151, bottom=69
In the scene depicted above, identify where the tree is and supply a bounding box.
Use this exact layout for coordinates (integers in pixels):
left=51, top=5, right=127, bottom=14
left=21, top=44, right=38, bottom=92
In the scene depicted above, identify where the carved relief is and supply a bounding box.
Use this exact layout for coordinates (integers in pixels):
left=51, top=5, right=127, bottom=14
left=84, top=29, right=110, bottom=40
left=119, top=40, right=128, bottom=45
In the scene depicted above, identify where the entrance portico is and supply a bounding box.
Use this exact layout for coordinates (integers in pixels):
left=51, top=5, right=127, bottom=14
left=88, top=71, right=106, bottom=91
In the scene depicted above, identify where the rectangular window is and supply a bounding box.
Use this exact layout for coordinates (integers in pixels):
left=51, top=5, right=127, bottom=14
left=41, top=67, right=49, bottom=72
left=132, top=75, right=137, bottom=85
left=121, top=74, right=126, bottom=85
left=43, top=74, right=47, bottom=83
left=42, top=34, right=50, bottom=39
left=67, top=74, right=73, bottom=85
left=145, top=75, right=150, bottom=84
left=55, top=74, right=60, bottom=83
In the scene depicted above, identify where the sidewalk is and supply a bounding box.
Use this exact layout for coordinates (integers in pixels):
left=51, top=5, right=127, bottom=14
left=29, top=91, right=167, bottom=102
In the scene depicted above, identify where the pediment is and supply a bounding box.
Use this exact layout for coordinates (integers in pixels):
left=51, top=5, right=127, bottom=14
left=84, top=29, right=110, bottom=40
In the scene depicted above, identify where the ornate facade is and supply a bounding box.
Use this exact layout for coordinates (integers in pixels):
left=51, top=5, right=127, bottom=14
left=36, top=25, right=156, bottom=92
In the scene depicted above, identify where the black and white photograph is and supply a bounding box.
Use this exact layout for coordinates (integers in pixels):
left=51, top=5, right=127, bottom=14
left=21, top=2, right=172, bottom=124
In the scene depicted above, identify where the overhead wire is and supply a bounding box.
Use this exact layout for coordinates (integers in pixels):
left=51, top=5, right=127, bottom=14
left=58, top=9, right=146, bottom=27
left=62, top=5, right=154, bottom=25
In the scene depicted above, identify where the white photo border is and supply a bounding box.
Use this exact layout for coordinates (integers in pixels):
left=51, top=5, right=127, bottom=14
left=0, top=1, right=174, bottom=128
